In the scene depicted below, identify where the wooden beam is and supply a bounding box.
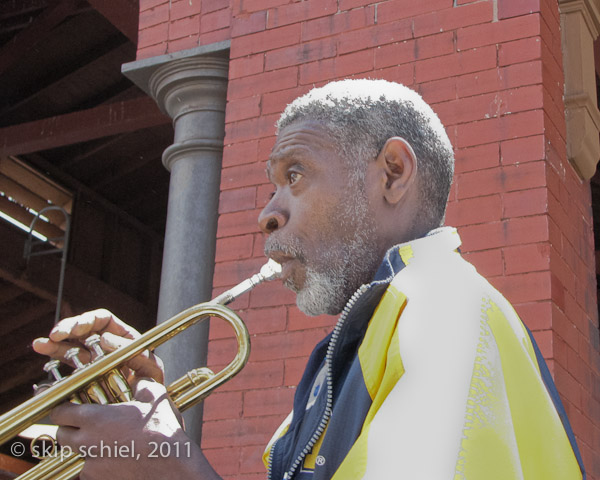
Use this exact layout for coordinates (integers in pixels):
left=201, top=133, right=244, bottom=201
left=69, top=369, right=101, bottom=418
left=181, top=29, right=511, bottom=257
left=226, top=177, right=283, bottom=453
left=0, top=0, right=48, bottom=20
left=0, top=0, right=78, bottom=76
left=0, top=221, right=154, bottom=331
left=0, top=96, right=170, bottom=157
left=86, top=0, right=138, bottom=44
left=2, top=41, right=134, bottom=119
left=25, top=153, right=164, bottom=243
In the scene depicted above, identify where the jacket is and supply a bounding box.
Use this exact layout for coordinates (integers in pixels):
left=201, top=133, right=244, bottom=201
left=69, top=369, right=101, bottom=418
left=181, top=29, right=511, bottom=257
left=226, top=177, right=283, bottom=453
left=264, top=227, right=585, bottom=479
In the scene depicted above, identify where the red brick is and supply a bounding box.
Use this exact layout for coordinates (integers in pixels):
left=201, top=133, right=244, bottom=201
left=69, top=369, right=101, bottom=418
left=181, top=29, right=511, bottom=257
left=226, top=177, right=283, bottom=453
left=215, top=234, right=255, bottom=263
left=203, top=0, right=231, bottom=13
left=338, top=20, right=412, bottom=55
left=223, top=140, right=259, bottom=168
left=225, top=113, right=281, bottom=143
left=139, top=3, right=169, bottom=29
left=216, top=207, right=261, bottom=237
left=457, top=168, right=503, bottom=199
left=244, top=306, right=287, bottom=336
left=335, top=49, right=374, bottom=77
left=249, top=329, right=330, bottom=362
left=136, top=42, right=168, bottom=60
left=514, top=301, right=552, bottom=331
left=457, top=14, right=541, bottom=51
left=456, top=61, right=543, bottom=98
left=374, top=41, right=415, bottom=70
left=454, top=143, right=499, bottom=173
left=140, top=0, right=167, bottom=12
left=199, top=28, right=230, bottom=45
left=499, top=36, right=542, bottom=66
left=244, top=387, right=295, bottom=417
left=229, top=54, right=264, bottom=80
left=240, top=444, right=270, bottom=474
left=376, top=0, right=452, bottom=24
left=490, top=270, right=551, bottom=304
left=212, top=359, right=284, bottom=392
left=262, top=87, right=310, bottom=116
left=418, top=77, right=457, bottom=105
left=228, top=68, right=298, bottom=100
left=204, top=391, right=243, bottom=420
left=284, top=356, right=310, bottom=386
left=288, top=305, right=336, bottom=331
left=226, top=95, right=261, bottom=123
left=455, top=110, right=544, bottom=148
left=445, top=194, right=502, bottom=226
left=500, top=134, right=545, bottom=164
left=502, top=187, right=548, bottom=218
left=202, top=416, right=283, bottom=448
left=416, top=46, right=496, bottom=84
left=169, top=15, right=200, bottom=40
left=138, top=22, right=169, bottom=48
left=203, top=447, right=240, bottom=476
left=249, top=279, right=297, bottom=308
left=339, top=0, right=374, bottom=11
left=302, top=7, right=375, bottom=42
left=219, top=187, right=257, bottom=214
left=267, top=0, right=337, bottom=28
left=299, top=58, right=335, bottom=85
left=221, top=161, right=267, bottom=191
left=413, top=1, right=493, bottom=37
left=504, top=215, right=549, bottom=246
left=230, top=24, right=301, bottom=58
left=462, top=248, right=504, bottom=277
left=364, top=63, right=414, bottom=86
left=504, top=242, right=550, bottom=275
left=201, top=8, right=231, bottom=33
left=459, top=221, right=505, bottom=251
left=169, top=0, right=201, bottom=21
left=234, top=0, right=291, bottom=13
left=231, top=11, right=266, bottom=37
left=265, top=38, right=336, bottom=71
left=499, top=0, right=541, bottom=19
left=532, top=328, right=553, bottom=359
left=167, top=35, right=199, bottom=52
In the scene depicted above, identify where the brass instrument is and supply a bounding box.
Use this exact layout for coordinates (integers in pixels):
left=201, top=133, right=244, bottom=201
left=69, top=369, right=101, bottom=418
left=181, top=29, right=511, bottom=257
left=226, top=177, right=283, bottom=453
left=0, top=260, right=282, bottom=480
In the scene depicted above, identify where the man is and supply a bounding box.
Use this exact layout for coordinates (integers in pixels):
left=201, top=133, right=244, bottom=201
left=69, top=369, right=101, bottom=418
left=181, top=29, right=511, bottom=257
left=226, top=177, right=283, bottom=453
left=34, top=80, right=585, bottom=479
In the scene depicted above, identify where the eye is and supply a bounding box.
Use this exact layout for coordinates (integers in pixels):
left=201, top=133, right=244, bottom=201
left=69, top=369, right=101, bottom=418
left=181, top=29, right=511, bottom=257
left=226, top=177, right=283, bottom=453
left=287, top=171, right=302, bottom=185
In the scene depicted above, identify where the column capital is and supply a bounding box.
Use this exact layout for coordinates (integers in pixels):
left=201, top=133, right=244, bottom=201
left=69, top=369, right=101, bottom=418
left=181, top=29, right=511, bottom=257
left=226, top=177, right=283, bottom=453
left=148, top=55, right=228, bottom=122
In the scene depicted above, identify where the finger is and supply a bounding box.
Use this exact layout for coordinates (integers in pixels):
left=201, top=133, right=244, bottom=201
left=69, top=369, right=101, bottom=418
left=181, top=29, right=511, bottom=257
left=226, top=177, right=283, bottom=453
left=50, top=403, right=88, bottom=428
left=49, top=309, right=140, bottom=343
left=32, top=338, right=92, bottom=365
left=102, top=333, right=164, bottom=383
left=133, top=378, right=165, bottom=403
left=55, top=425, right=82, bottom=451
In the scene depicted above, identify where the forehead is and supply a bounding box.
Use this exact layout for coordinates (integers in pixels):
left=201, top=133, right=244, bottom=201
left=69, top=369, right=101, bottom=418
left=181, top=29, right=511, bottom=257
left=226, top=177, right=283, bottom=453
left=268, top=121, right=339, bottom=167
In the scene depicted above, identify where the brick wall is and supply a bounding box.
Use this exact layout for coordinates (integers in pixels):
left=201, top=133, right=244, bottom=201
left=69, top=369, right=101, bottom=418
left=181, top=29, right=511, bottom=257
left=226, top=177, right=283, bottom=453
left=137, top=0, right=600, bottom=478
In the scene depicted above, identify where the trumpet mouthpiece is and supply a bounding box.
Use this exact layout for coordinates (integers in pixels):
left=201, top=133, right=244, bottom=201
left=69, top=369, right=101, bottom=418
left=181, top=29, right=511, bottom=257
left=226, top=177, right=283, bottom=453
left=260, top=260, right=282, bottom=281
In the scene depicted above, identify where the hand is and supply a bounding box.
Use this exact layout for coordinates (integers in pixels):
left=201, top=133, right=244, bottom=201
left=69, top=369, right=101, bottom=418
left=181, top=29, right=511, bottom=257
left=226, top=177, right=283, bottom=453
left=50, top=380, right=219, bottom=480
left=33, top=309, right=164, bottom=384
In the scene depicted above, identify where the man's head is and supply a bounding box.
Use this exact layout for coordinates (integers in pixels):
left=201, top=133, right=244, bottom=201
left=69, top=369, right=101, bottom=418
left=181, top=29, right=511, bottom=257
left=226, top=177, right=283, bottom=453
left=259, top=79, right=454, bottom=316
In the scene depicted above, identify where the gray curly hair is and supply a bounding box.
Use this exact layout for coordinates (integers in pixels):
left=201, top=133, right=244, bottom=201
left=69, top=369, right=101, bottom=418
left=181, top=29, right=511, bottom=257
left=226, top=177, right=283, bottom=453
left=277, top=79, right=455, bottom=229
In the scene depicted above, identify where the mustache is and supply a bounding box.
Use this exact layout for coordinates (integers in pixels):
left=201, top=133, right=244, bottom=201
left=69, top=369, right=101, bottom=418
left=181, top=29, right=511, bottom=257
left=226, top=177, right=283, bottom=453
left=264, top=235, right=306, bottom=263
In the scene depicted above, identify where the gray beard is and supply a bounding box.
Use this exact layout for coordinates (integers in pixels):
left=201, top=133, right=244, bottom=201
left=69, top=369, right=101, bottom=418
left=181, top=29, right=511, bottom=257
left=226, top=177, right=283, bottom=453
left=265, top=191, right=378, bottom=316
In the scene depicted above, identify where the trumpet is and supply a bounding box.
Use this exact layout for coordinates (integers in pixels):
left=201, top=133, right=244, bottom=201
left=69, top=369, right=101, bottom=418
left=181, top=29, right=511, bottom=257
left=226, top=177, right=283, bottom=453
left=0, top=260, right=282, bottom=480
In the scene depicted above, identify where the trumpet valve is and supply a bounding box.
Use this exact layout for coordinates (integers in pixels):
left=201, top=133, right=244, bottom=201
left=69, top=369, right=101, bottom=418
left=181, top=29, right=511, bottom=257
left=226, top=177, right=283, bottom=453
left=64, top=348, right=86, bottom=370
left=43, top=359, right=63, bottom=382
left=84, top=334, right=105, bottom=359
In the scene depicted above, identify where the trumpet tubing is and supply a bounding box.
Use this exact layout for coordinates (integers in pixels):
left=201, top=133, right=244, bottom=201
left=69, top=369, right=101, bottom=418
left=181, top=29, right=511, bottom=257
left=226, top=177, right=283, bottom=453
left=0, top=260, right=281, bottom=480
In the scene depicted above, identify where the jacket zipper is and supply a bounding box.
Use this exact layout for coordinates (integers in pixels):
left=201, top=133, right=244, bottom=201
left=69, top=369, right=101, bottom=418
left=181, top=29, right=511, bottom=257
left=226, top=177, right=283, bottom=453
left=269, top=283, right=370, bottom=480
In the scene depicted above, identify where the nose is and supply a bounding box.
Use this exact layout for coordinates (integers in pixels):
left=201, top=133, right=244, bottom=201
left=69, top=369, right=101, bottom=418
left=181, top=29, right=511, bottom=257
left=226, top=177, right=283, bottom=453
left=258, top=198, right=288, bottom=234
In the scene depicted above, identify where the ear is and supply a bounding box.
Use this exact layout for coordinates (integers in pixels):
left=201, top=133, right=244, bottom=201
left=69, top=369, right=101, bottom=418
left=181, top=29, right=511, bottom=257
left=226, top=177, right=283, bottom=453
left=376, top=137, right=418, bottom=205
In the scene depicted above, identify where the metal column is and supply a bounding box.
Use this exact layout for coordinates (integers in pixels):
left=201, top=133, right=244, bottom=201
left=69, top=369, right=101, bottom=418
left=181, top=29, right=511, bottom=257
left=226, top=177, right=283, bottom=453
left=149, top=54, right=228, bottom=443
